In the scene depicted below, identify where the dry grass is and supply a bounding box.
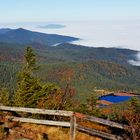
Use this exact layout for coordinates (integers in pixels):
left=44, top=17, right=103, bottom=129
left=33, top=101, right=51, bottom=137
left=0, top=126, right=5, bottom=140
left=21, top=123, right=102, bottom=140
left=78, top=121, right=111, bottom=133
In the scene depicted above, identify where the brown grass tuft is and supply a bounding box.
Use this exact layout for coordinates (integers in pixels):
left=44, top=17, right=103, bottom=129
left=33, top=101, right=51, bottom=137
left=21, top=123, right=103, bottom=140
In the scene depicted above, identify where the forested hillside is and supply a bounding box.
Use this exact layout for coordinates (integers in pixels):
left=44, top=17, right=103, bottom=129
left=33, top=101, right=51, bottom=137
left=0, top=46, right=140, bottom=140
left=0, top=42, right=140, bottom=98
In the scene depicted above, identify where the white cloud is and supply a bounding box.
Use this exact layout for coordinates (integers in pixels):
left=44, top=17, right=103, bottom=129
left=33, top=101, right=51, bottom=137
left=35, top=20, right=140, bottom=51
left=1, top=20, right=140, bottom=52
left=129, top=52, right=140, bottom=66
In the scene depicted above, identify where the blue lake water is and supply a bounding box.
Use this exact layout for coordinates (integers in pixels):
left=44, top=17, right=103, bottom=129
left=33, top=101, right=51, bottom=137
left=99, top=94, right=132, bottom=103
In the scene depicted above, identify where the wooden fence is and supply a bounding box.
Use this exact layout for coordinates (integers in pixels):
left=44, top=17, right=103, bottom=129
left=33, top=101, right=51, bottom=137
left=0, top=106, right=124, bottom=140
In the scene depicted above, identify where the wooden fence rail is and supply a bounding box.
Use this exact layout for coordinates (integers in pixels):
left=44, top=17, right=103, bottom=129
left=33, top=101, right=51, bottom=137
left=0, top=106, right=73, bottom=116
left=75, top=112, right=124, bottom=129
left=77, top=125, right=122, bottom=140
left=0, top=106, right=124, bottom=140
left=7, top=116, right=71, bottom=127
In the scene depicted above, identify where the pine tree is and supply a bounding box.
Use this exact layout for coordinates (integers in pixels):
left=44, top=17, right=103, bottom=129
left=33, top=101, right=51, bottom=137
left=14, top=47, right=42, bottom=107
left=13, top=46, right=65, bottom=109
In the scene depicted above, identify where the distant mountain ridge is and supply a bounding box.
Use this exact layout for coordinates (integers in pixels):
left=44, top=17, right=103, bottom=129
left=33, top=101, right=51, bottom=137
left=54, top=43, right=139, bottom=65
left=0, top=28, right=12, bottom=34
left=0, top=28, right=79, bottom=46
left=0, top=42, right=139, bottom=66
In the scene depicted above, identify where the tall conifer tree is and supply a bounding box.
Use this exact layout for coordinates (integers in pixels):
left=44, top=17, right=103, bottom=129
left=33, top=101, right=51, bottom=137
left=14, top=47, right=41, bottom=107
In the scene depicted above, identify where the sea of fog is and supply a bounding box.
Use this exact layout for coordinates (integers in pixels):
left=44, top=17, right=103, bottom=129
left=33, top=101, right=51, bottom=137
left=0, top=20, right=140, bottom=65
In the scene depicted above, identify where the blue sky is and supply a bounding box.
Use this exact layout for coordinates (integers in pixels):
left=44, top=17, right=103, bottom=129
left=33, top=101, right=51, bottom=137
left=0, top=0, right=140, bottom=22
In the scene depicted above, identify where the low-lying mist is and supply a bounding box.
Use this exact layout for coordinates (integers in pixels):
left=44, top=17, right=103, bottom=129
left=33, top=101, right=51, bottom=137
left=1, top=20, right=140, bottom=52
left=129, top=52, right=140, bottom=66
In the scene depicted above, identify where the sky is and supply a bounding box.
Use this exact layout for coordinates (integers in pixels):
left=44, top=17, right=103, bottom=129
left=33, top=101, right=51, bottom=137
left=0, top=0, right=140, bottom=22
left=0, top=0, right=140, bottom=54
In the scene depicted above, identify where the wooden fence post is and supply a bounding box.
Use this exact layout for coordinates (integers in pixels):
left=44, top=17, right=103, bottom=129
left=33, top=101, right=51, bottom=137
left=70, top=113, right=76, bottom=140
